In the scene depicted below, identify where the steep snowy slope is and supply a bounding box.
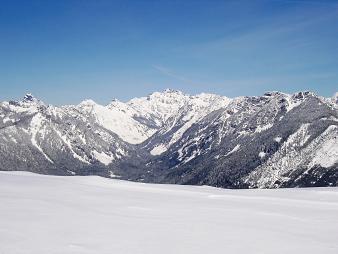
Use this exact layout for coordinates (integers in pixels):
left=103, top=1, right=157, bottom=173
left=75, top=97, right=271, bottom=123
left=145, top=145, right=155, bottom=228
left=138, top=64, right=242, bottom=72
left=1, top=172, right=338, bottom=254
left=127, top=89, right=189, bottom=127
left=0, top=94, right=131, bottom=175
left=132, top=92, right=338, bottom=188
left=70, top=89, right=230, bottom=146
left=73, top=99, right=156, bottom=144
left=133, top=89, right=231, bottom=155
left=246, top=124, right=338, bottom=188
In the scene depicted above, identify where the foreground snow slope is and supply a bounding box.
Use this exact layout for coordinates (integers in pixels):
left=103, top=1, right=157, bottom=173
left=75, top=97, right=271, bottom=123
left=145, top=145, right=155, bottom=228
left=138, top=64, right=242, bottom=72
left=1, top=172, right=338, bottom=254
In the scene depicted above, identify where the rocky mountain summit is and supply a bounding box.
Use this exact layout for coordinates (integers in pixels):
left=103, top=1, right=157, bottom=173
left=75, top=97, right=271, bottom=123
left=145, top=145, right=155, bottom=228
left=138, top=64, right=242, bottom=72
left=0, top=90, right=337, bottom=188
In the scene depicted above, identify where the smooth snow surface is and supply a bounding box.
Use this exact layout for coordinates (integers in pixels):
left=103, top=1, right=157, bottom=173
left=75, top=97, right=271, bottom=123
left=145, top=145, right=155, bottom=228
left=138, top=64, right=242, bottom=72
left=1, top=172, right=338, bottom=254
left=92, top=150, right=114, bottom=165
left=150, top=144, right=167, bottom=155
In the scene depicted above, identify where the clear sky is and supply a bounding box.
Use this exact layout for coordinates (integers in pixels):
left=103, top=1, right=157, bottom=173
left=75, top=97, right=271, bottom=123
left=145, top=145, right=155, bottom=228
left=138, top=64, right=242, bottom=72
left=0, top=0, right=337, bottom=105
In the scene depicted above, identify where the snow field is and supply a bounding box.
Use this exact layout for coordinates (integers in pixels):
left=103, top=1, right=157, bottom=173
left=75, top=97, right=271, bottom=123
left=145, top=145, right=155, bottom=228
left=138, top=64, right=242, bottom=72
left=0, top=172, right=338, bottom=254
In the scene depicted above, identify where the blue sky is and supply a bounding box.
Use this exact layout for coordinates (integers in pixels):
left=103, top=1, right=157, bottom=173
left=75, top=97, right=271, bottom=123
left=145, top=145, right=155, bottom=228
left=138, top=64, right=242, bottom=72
left=0, top=0, right=337, bottom=105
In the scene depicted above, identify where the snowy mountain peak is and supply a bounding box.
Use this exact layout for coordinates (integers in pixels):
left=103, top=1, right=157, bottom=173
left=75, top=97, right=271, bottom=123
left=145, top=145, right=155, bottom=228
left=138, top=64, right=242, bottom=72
left=162, top=88, right=183, bottom=94
left=263, top=91, right=282, bottom=97
left=79, top=99, right=97, bottom=106
left=109, top=98, right=120, bottom=104
left=21, top=93, right=44, bottom=105
left=78, top=99, right=98, bottom=110
left=107, top=98, right=126, bottom=109
left=16, top=93, right=45, bottom=108
left=292, top=91, right=314, bottom=99
left=23, top=93, right=35, bottom=102
left=145, top=89, right=185, bottom=100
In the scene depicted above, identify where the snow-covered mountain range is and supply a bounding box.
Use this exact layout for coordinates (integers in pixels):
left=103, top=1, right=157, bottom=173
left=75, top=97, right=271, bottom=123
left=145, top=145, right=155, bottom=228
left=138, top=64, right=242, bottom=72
left=0, top=89, right=337, bottom=188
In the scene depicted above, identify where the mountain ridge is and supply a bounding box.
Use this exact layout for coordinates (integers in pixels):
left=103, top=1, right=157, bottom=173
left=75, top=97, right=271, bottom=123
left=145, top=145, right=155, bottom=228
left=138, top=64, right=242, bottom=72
left=0, top=89, right=337, bottom=188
